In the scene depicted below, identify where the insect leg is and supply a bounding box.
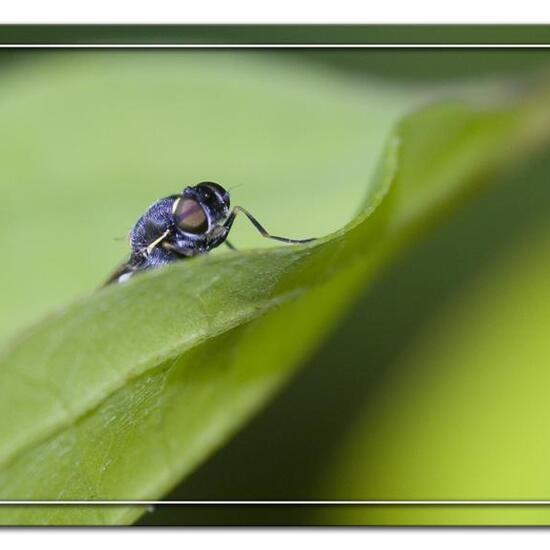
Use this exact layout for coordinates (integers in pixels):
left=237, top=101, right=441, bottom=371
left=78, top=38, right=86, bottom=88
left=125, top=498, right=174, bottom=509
left=224, top=240, right=238, bottom=251
left=145, top=229, right=171, bottom=255
left=224, top=206, right=316, bottom=244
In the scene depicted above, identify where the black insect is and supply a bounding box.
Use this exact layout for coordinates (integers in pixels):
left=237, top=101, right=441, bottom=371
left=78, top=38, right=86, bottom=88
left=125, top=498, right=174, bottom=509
left=105, top=181, right=316, bottom=286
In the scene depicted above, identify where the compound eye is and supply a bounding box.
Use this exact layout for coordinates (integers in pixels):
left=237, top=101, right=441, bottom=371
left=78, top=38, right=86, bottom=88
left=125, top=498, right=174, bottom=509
left=173, top=198, right=208, bottom=234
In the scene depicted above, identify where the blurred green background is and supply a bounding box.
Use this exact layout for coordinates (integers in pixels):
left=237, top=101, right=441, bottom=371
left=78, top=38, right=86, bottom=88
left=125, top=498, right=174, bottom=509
left=2, top=27, right=550, bottom=525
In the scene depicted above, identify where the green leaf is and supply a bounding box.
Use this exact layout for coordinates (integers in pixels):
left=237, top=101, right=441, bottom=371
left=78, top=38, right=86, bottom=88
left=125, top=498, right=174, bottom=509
left=0, top=53, right=549, bottom=525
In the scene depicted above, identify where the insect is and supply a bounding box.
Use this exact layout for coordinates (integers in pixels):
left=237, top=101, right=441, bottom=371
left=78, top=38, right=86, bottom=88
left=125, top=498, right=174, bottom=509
left=104, top=181, right=316, bottom=285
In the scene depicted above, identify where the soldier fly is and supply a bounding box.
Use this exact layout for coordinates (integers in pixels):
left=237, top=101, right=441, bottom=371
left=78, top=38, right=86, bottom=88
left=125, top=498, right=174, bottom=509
left=104, top=181, right=316, bottom=286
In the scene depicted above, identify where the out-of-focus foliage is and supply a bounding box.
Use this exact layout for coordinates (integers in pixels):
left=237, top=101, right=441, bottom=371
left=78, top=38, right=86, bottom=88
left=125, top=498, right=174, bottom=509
left=3, top=25, right=550, bottom=81
left=1, top=47, right=550, bottom=526
left=316, top=214, right=550, bottom=525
